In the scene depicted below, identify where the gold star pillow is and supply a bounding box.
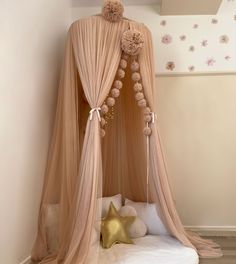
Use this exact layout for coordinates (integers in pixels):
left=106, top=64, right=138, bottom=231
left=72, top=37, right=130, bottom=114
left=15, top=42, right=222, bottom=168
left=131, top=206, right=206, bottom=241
left=101, top=202, right=135, bottom=248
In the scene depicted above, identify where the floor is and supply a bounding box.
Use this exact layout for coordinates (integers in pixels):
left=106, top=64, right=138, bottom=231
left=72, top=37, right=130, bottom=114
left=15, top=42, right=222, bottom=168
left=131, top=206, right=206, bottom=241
left=200, top=235, right=236, bottom=264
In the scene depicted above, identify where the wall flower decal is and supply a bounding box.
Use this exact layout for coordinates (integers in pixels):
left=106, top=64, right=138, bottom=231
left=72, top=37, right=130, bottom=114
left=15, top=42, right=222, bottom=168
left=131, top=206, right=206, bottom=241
left=219, top=34, right=229, bottom=43
left=161, top=34, right=172, bottom=44
left=201, top=40, right=208, bottom=47
left=193, top=24, right=199, bottom=29
left=189, top=45, right=195, bottom=52
left=225, top=55, right=231, bottom=60
left=160, top=20, right=166, bottom=26
left=179, top=35, right=186, bottom=41
left=166, top=61, right=175, bottom=71
left=188, top=65, right=195, bottom=72
left=211, top=18, right=218, bottom=24
left=206, top=58, right=216, bottom=66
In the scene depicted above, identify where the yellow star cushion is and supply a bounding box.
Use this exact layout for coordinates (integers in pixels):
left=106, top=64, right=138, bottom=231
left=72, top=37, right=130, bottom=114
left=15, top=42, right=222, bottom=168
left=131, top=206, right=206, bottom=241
left=101, top=202, right=135, bottom=248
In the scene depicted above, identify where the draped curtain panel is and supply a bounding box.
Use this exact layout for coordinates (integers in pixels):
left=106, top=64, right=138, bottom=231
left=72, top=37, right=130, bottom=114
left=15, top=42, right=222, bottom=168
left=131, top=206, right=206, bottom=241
left=32, top=15, right=222, bottom=264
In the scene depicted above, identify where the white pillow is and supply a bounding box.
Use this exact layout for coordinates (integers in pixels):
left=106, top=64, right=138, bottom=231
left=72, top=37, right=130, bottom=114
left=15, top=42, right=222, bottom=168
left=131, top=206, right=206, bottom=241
left=125, top=199, right=169, bottom=235
left=119, top=206, right=147, bottom=238
left=99, top=194, right=122, bottom=218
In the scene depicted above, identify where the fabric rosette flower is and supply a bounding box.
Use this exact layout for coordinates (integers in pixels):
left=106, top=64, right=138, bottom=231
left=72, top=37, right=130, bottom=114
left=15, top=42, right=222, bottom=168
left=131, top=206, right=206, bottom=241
left=102, top=0, right=124, bottom=22
left=121, top=29, right=144, bottom=56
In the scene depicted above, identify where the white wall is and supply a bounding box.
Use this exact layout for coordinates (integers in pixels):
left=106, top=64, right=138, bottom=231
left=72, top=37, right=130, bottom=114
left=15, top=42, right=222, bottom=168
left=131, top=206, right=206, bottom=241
left=0, top=1, right=69, bottom=263
left=156, top=74, right=236, bottom=228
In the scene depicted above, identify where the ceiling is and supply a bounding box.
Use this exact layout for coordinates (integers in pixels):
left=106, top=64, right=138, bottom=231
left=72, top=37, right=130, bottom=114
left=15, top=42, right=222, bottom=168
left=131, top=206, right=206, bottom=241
left=71, top=0, right=223, bottom=15
left=161, top=0, right=222, bottom=15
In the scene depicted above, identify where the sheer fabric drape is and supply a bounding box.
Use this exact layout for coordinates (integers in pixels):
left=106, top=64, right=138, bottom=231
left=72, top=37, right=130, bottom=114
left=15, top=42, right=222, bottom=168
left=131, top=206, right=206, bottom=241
left=32, top=16, right=130, bottom=264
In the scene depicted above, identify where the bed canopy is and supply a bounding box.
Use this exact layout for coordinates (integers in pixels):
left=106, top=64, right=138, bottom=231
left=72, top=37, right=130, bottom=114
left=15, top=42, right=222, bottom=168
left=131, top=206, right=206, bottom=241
left=32, top=1, right=222, bottom=263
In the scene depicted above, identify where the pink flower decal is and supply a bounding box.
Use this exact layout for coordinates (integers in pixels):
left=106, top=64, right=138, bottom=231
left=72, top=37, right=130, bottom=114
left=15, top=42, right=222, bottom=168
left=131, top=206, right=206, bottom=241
left=179, top=35, right=186, bottom=41
left=166, top=61, right=175, bottom=71
left=188, top=66, right=195, bottom=72
left=161, top=34, right=172, bottom=44
left=219, top=35, right=229, bottom=44
left=206, top=58, right=216, bottom=66
left=189, top=45, right=195, bottom=52
left=193, top=24, right=198, bottom=29
left=201, top=40, right=208, bottom=47
left=160, top=20, right=166, bottom=26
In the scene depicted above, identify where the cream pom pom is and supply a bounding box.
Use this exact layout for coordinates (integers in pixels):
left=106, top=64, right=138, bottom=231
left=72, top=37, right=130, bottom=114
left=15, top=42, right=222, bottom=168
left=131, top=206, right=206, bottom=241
left=107, top=97, right=115, bottom=106
left=114, top=80, right=123, bottom=89
left=143, top=126, right=152, bottom=136
left=132, top=72, right=141, bottom=82
left=101, top=117, right=106, bottom=127
left=131, top=61, right=140, bottom=72
left=143, top=107, right=151, bottom=115
left=135, top=92, right=144, bottom=101
left=119, top=59, right=127, bottom=69
left=137, top=98, right=146, bottom=107
left=102, top=0, right=124, bottom=23
left=144, top=114, right=152, bottom=123
left=111, top=88, right=120, bottom=98
left=100, top=129, right=106, bottom=137
left=121, top=29, right=144, bottom=56
left=133, top=82, right=142, bottom=92
left=117, top=68, right=125, bottom=79
left=101, top=104, right=109, bottom=114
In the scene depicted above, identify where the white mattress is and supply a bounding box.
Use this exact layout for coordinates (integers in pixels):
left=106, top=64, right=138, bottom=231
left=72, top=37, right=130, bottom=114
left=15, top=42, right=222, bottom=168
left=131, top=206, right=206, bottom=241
left=89, top=235, right=199, bottom=264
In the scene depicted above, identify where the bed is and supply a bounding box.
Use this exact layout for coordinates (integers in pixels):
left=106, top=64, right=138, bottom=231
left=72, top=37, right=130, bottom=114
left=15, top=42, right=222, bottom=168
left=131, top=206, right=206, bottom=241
left=88, top=235, right=199, bottom=264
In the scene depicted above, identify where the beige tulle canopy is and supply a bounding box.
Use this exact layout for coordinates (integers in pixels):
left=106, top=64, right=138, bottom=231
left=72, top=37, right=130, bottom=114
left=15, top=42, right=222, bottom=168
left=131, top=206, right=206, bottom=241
left=31, top=3, right=222, bottom=264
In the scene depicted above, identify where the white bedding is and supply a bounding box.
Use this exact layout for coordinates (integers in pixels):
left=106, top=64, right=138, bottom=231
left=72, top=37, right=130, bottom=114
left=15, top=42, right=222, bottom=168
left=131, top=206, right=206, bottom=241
left=89, top=235, right=199, bottom=264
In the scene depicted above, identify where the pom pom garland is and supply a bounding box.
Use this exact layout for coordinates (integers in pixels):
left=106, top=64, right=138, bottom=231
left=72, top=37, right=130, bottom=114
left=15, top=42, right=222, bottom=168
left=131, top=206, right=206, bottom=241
left=144, top=114, right=152, bottom=123
left=132, top=72, right=141, bottom=82
left=130, top=61, right=140, bottom=72
left=119, top=59, right=128, bottom=69
left=133, top=82, right=142, bottom=92
left=100, top=128, right=106, bottom=137
left=143, top=126, right=152, bottom=136
left=137, top=99, right=147, bottom=107
left=101, top=104, right=109, bottom=114
left=117, top=68, right=125, bottom=79
left=114, top=80, right=123, bottom=89
left=122, top=53, right=129, bottom=60
left=101, top=117, right=106, bottom=127
left=111, top=88, right=120, bottom=98
left=135, top=92, right=144, bottom=101
left=143, top=107, right=151, bottom=115
left=107, top=97, right=116, bottom=106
